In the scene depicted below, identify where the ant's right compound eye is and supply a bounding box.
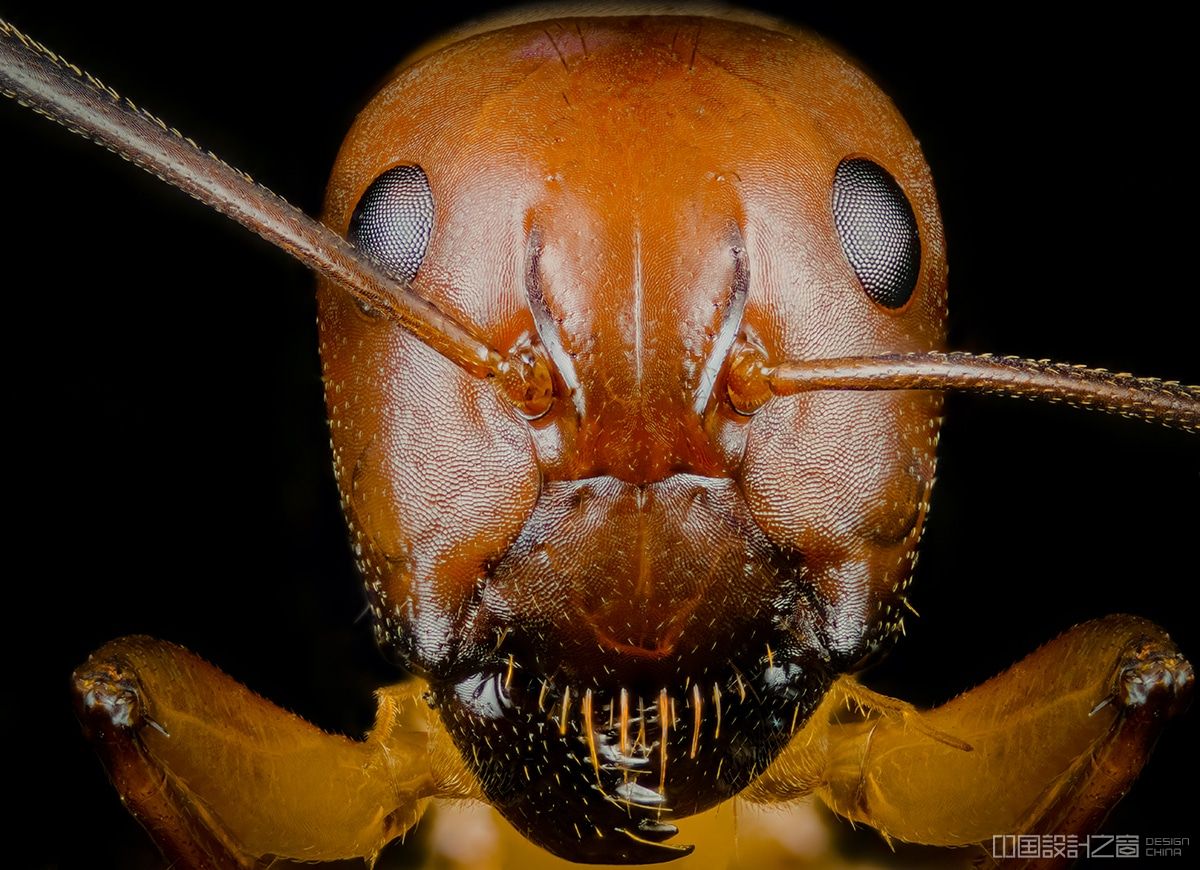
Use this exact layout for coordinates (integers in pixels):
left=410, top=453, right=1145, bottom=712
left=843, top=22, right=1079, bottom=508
left=348, top=164, right=434, bottom=283
left=832, top=157, right=921, bottom=310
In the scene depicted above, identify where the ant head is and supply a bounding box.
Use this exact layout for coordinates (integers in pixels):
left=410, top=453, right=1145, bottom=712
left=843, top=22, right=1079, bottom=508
left=319, top=14, right=945, bottom=859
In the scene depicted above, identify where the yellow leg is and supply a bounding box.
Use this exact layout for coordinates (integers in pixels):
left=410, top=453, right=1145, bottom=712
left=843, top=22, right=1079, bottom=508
left=73, top=636, right=462, bottom=868
left=748, top=616, right=1192, bottom=857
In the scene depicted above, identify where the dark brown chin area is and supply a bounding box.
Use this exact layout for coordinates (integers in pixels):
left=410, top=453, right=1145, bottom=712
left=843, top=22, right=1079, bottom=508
left=406, top=472, right=834, bottom=860
left=432, top=639, right=831, bottom=863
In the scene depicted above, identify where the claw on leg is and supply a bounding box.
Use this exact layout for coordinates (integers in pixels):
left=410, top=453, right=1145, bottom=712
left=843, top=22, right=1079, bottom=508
left=746, top=616, right=1192, bottom=858
left=73, top=636, right=460, bottom=868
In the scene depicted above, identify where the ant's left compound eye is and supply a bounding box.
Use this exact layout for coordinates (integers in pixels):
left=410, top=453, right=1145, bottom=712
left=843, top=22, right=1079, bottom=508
left=832, top=157, right=921, bottom=309
left=348, top=164, right=434, bottom=283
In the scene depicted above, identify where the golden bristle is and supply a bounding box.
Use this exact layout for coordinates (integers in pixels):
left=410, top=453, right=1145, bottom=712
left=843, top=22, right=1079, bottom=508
left=559, top=685, right=572, bottom=736
left=619, top=688, right=630, bottom=757
left=583, top=689, right=601, bottom=778
left=658, top=689, right=670, bottom=794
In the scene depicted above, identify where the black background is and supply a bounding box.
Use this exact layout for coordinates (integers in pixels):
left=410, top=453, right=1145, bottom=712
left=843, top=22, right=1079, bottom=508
left=3, top=3, right=1196, bottom=867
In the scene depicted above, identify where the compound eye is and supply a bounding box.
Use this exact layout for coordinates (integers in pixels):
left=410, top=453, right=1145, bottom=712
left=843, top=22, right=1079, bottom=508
left=832, top=157, right=921, bottom=309
left=348, top=164, right=434, bottom=283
